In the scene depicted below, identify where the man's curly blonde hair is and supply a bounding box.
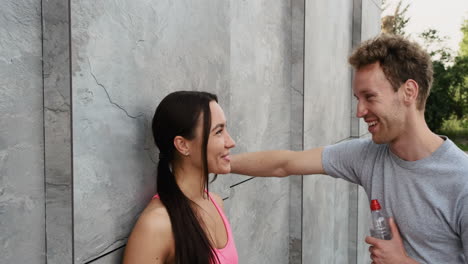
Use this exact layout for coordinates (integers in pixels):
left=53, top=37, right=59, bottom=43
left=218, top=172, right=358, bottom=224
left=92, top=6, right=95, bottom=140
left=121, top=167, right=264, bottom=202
left=349, top=34, right=433, bottom=110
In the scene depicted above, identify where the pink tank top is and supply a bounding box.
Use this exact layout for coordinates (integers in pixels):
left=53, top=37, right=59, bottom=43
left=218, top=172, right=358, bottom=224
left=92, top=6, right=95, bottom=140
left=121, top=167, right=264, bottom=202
left=152, top=192, right=238, bottom=264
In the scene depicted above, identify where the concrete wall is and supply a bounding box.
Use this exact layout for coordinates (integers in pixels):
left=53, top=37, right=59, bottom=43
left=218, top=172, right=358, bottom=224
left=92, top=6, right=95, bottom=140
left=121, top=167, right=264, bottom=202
left=0, top=0, right=381, bottom=263
left=303, top=0, right=354, bottom=262
left=0, top=1, right=45, bottom=263
left=43, top=0, right=73, bottom=262
left=225, top=1, right=293, bottom=263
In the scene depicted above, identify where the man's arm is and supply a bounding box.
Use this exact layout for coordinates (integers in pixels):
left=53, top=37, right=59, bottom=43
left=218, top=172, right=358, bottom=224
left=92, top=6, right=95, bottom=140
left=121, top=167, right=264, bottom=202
left=230, top=147, right=325, bottom=177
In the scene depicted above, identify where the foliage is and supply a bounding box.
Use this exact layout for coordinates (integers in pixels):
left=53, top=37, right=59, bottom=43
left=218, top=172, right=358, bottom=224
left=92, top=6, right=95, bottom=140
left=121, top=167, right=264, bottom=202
left=441, top=116, right=468, bottom=131
left=457, top=143, right=468, bottom=151
left=419, top=29, right=453, bottom=63
left=381, top=2, right=468, bottom=137
left=460, top=20, right=468, bottom=57
left=393, top=1, right=410, bottom=36
left=419, top=24, right=468, bottom=131
left=419, top=28, right=454, bottom=130
left=449, top=55, right=468, bottom=119
left=425, top=60, right=455, bottom=130
left=381, top=0, right=410, bottom=35
left=453, top=21, right=468, bottom=119
left=438, top=116, right=468, bottom=151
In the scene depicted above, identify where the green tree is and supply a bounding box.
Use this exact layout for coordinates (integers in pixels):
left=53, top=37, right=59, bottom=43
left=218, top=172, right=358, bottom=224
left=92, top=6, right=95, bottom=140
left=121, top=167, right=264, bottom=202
left=381, top=0, right=410, bottom=35
left=393, top=1, right=410, bottom=36
left=382, top=4, right=468, bottom=131
left=419, top=29, right=453, bottom=64
left=425, top=60, right=455, bottom=130
left=451, top=55, right=468, bottom=119
left=460, top=20, right=468, bottom=57
left=421, top=23, right=468, bottom=131
left=454, top=20, right=468, bottom=119
left=419, top=28, right=455, bottom=131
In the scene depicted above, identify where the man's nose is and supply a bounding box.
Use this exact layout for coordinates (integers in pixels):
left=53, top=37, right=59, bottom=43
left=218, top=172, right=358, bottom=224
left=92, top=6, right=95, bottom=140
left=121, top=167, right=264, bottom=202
left=356, top=101, right=367, bottom=118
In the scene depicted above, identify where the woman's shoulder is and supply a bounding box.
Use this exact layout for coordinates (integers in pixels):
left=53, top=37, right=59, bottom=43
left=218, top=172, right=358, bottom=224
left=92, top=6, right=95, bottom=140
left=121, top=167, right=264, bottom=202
left=126, top=198, right=173, bottom=245
left=123, top=198, right=174, bottom=263
left=139, top=198, right=172, bottom=231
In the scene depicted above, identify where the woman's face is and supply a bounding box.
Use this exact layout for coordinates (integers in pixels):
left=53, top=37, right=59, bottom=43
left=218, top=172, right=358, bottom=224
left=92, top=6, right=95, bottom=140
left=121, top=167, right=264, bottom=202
left=190, top=101, right=236, bottom=174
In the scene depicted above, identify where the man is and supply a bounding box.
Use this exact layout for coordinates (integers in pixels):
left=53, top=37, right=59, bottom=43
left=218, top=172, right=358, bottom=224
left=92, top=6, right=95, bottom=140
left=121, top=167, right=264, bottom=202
left=230, top=34, right=468, bottom=264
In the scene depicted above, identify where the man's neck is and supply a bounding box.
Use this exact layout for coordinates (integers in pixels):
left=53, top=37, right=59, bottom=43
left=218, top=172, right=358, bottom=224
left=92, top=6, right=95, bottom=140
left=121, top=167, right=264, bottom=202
left=389, top=116, right=444, bottom=161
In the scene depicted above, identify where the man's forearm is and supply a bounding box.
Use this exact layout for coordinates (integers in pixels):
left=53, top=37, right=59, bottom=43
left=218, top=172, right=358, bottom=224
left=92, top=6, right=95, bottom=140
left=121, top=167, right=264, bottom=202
left=230, top=150, right=294, bottom=177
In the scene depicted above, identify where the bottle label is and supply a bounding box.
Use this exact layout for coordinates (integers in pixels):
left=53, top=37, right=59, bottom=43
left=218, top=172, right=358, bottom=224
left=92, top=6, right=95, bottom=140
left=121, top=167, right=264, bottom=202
left=376, top=217, right=385, bottom=229
left=371, top=216, right=392, bottom=240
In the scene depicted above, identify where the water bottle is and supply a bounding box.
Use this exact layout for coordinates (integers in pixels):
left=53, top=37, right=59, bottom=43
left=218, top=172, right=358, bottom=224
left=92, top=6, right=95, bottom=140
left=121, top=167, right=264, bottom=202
left=370, top=199, right=392, bottom=240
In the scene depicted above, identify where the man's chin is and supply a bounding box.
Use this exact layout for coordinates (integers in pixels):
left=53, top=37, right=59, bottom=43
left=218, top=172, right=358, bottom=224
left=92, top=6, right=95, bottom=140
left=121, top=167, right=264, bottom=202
left=371, top=135, right=387, bottom=145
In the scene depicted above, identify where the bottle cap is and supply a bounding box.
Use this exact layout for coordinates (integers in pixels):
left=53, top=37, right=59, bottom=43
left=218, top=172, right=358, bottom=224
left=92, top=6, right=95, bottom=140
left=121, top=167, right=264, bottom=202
left=370, top=199, right=381, bottom=211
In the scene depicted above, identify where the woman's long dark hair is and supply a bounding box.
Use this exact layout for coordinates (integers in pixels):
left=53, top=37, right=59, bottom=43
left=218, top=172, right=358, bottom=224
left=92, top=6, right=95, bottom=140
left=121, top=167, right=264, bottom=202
left=152, top=91, right=219, bottom=264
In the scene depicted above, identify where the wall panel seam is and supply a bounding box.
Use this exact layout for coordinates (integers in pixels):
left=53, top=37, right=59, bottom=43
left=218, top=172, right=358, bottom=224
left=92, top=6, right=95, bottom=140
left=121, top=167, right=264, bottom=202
left=68, top=0, right=74, bottom=262
left=40, top=0, right=48, bottom=262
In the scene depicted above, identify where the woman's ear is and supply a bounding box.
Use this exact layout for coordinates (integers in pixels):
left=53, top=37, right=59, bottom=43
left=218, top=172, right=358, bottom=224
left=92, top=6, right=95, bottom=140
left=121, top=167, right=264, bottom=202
left=402, top=79, right=419, bottom=106
left=173, top=136, right=190, bottom=156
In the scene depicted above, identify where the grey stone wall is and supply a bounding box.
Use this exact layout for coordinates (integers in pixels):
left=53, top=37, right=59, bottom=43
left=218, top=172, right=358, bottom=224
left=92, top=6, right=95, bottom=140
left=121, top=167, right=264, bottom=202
left=225, top=1, right=293, bottom=263
left=302, top=0, right=354, bottom=262
left=43, top=0, right=73, bottom=262
left=0, top=1, right=45, bottom=264
left=0, top=0, right=381, bottom=263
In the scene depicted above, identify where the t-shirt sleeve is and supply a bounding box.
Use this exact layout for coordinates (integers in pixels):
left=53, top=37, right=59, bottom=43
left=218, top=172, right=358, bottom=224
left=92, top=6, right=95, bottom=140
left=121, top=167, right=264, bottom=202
left=457, top=186, right=468, bottom=260
left=322, top=138, right=372, bottom=186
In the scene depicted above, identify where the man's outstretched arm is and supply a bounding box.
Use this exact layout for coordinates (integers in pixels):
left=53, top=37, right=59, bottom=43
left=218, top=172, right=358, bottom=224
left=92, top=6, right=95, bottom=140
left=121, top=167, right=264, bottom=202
left=230, top=147, right=325, bottom=177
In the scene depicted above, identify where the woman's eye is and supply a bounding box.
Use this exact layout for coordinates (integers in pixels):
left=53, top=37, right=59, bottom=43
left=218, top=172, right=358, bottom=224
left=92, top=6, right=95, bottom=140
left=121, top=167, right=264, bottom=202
left=216, top=129, right=223, bottom=135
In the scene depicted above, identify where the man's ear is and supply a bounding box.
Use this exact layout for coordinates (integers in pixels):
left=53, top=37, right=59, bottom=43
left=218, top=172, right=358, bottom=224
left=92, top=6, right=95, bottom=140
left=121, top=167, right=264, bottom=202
left=402, top=79, right=419, bottom=106
left=173, top=136, right=190, bottom=157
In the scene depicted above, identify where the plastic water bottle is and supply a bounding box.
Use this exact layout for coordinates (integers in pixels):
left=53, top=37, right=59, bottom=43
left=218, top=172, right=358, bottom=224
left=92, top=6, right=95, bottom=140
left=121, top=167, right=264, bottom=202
left=370, top=199, right=392, bottom=240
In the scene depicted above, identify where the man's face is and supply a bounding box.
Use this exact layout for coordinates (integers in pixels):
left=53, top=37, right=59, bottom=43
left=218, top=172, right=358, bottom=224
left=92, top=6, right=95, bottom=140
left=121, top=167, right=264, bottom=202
left=353, top=62, right=406, bottom=144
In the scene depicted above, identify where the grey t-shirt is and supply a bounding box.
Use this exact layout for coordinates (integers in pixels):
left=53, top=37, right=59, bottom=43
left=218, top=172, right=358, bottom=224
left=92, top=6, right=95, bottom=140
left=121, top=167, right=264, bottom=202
left=322, top=137, right=468, bottom=263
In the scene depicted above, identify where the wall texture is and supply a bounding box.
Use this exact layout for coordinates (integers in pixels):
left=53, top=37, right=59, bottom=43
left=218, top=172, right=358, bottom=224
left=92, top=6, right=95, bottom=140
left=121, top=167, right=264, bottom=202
left=0, top=0, right=381, bottom=263
left=43, top=0, right=73, bottom=262
left=303, top=0, right=354, bottom=262
left=226, top=1, right=294, bottom=263
left=0, top=1, right=45, bottom=264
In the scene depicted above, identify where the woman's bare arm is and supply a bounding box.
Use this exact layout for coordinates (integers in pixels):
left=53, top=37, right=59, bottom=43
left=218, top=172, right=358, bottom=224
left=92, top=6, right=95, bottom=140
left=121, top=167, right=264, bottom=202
left=123, top=201, right=174, bottom=264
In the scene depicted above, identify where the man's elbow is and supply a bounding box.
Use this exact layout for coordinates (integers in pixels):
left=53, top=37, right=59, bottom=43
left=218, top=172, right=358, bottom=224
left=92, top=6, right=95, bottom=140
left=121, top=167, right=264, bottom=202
left=272, top=167, right=289, bottom=177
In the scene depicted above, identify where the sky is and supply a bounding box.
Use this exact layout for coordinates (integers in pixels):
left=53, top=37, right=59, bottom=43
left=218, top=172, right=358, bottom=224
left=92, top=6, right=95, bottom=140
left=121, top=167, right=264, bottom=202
left=382, top=0, right=468, bottom=53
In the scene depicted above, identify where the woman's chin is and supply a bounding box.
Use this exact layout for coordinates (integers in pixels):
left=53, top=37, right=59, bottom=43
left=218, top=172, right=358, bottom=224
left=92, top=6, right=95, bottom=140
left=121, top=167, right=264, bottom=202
left=211, top=165, right=231, bottom=175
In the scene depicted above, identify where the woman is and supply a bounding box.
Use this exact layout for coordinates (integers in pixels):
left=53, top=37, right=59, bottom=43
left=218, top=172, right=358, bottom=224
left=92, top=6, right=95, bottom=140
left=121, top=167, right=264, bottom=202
left=123, top=91, right=238, bottom=264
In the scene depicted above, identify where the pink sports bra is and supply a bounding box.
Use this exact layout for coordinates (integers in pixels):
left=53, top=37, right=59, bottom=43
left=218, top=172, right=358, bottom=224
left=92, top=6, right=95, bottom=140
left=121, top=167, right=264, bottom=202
left=152, top=192, right=238, bottom=264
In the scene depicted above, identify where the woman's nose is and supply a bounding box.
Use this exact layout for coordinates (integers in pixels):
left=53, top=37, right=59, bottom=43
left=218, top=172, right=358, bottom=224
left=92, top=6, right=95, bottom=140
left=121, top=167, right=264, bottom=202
left=225, top=132, right=236, bottom=149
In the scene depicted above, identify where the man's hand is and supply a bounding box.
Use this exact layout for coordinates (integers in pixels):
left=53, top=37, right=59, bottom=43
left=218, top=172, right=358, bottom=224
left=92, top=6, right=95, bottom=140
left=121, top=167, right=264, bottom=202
left=365, top=218, right=418, bottom=264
